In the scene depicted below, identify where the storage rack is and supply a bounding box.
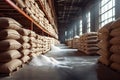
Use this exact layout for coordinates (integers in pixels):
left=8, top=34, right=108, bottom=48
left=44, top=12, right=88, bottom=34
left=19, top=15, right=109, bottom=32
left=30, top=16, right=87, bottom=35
left=1, top=0, right=58, bottom=39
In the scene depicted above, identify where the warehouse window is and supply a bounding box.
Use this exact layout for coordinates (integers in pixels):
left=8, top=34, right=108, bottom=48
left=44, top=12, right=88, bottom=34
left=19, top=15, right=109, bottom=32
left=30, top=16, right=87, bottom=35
left=74, top=25, right=77, bottom=36
left=86, top=12, right=91, bottom=32
left=65, top=31, right=67, bottom=41
left=79, top=20, right=82, bottom=35
left=99, top=0, right=115, bottom=27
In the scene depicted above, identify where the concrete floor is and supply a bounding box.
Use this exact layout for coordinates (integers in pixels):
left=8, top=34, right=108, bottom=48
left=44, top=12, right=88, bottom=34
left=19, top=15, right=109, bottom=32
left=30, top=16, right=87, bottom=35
left=0, top=44, right=120, bottom=80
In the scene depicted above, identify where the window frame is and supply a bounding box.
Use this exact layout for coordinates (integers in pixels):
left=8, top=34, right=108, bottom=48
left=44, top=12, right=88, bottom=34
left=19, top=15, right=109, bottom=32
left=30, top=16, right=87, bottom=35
left=99, top=0, right=115, bottom=27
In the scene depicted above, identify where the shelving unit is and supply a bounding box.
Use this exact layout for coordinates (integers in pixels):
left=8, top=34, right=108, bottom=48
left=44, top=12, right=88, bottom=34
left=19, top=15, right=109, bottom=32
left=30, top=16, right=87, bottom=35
left=2, top=0, right=58, bottom=39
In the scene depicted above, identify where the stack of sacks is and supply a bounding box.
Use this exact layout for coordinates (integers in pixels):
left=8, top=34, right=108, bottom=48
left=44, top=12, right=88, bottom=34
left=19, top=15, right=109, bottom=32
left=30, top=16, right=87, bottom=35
left=51, top=38, right=60, bottom=45
left=0, top=17, right=23, bottom=74
left=84, top=32, right=99, bottom=55
left=35, top=34, right=43, bottom=56
left=72, top=36, right=79, bottom=49
left=17, top=0, right=45, bottom=26
left=29, top=31, right=38, bottom=57
left=66, top=40, right=72, bottom=47
left=78, top=35, right=86, bottom=52
left=110, top=19, right=120, bottom=71
left=97, top=22, right=113, bottom=66
left=78, top=32, right=99, bottom=55
left=42, top=36, right=50, bottom=54
left=13, top=0, right=57, bottom=39
left=17, top=28, right=31, bottom=64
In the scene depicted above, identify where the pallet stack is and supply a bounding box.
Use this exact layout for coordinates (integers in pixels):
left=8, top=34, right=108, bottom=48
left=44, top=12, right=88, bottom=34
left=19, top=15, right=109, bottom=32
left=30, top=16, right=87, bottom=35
left=109, top=19, right=120, bottom=71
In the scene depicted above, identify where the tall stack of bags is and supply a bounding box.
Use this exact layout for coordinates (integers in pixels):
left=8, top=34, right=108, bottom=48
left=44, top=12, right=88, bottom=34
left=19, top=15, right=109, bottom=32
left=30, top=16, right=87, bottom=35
left=78, top=32, right=99, bottom=55
left=0, top=17, right=23, bottom=74
left=29, top=31, right=37, bottom=57
left=97, top=22, right=113, bottom=66
left=17, top=28, right=31, bottom=64
left=14, top=0, right=58, bottom=38
left=78, top=35, right=86, bottom=52
left=42, top=36, right=50, bottom=53
left=36, top=35, right=43, bottom=56
left=110, top=19, right=120, bottom=71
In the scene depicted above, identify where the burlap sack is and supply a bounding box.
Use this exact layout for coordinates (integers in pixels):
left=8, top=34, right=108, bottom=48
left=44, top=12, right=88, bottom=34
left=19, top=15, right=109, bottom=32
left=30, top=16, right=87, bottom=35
left=98, top=56, right=110, bottom=66
left=0, top=59, right=22, bottom=73
left=110, top=54, right=120, bottom=63
left=22, top=43, right=31, bottom=49
left=20, top=49, right=30, bottom=56
left=87, top=36, right=98, bottom=40
left=98, top=33, right=109, bottom=40
left=36, top=52, right=42, bottom=56
left=0, top=39, right=21, bottom=51
left=110, top=37, right=120, bottom=45
left=110, top=45, right=120, bottom=54
left=98, top=21, right=113, bottom=33
left=30, top=31, right=36, bottom=37
left=0, top=17, right=22, bottom=30
left=30, top=48, right=37, bottom=53
left=86, top=44, right=97, bottom=47
left=97, top=49, right=110, bottom=57
left=110, top=28, right=120, bottom=37
left=30, top=37, right=37, bottom=43
left=97, top=40, right=109, bottom=49
left=86, top=40, right=98, bottom=44
left=30, top=53, right=37, bottom=57
left=110, top=63, right=120, bottom=71
left=14, top=0, right=25, bottom=8
left=0, top=50, right=22, bottom=62
left=36, top=48, right=42, bottom=52
left=21, top=56, right=30, bottom=63
left=111, top=18, right=120, bottom=29
left=31, top=43, right=37, bottom=48
left=18, top=36, right=30, bottom=43
left=25, top=0, right=31, bottom=8
left=84, top=32, right=97, bottom=36
left=0, top=29, right=20, bottom=40
left=87, top=47, right=99, bottom=51
left=17, top=28, right=31, bottom=36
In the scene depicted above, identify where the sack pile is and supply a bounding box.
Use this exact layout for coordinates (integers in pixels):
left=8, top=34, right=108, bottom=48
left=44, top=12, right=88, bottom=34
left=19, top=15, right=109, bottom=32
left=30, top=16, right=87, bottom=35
left=0, top=17, right=60, bottom=75
left=0, top=17, right=23, bottom=74
left=97, top=22, right=114, bottom=66
left=14, top=0, right=57, bottom=38
left=78, top=32, right=99, bottom=55
left=110, top=19, right=120, bottom=71
left=72, top=36, right=79, bottom=49
left=17, top=28, right=31, bottom=64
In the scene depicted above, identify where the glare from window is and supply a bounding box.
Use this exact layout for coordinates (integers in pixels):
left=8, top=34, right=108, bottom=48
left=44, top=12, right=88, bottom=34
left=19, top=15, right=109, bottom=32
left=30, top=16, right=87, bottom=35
left=79, top=20, right=82, bottom=35
left=99, top=0, right=115, bottom=27
left=86, top=12, right=91, bottom=32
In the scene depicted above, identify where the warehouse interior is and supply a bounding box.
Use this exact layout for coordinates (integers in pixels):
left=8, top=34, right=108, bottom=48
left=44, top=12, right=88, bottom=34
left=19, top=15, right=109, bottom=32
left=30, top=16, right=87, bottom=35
left=0, top=0, right=120, bottom=80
